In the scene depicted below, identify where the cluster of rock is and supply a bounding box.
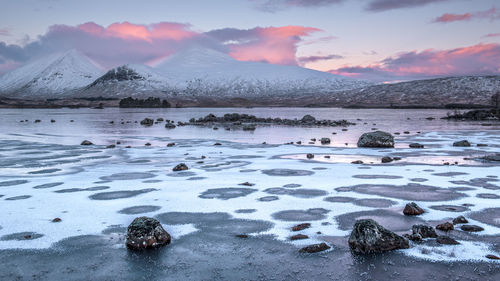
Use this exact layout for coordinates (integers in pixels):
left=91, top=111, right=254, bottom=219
left=119, top=97, right=171, bottom=108
left=185, top=113, right=355, bottom=127
left=442, top=109, right=499, bottom=121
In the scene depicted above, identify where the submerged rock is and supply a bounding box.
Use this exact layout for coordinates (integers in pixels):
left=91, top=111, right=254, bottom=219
left=479, top=154, right=500, bottom=162
left=126, top=217, right=171, bottom=250
left=403, top=202, right=425, bottom=216
left=299, top=243, right=330, bottom=253
left=292, top=223, right=311, bottom=231
left=436, top=236, right=460, bottom=245
left=290, top=234, right=309, bottom=240
left=409, top=143, right=424, bottom=148
left=348, top=219, right=409, bottom=254
left=460, top=225, right=484, bottom=232
left=173, top=163, right=188, bottom=172
left=436, top=222, right=454, bottom=231
left=357, top=131, right=394, bottom=148
left=453, top=140, right=471, bottom=147
left=452, top=216, right=469, bottom=225
left=412, top=225, right=437, bottom=238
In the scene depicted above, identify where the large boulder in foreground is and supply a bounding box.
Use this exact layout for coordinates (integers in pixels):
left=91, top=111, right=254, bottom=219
left=348, top=219, right=409, bottom=254
left=126, top=217, right=171, bottom=250
left=357, top=131, right=394, bottom=148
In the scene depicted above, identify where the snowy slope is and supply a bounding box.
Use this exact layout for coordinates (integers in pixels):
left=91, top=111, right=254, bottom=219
left=152, top=48, right=369, bottom=98
left=0, top=50, right=103, bottom=98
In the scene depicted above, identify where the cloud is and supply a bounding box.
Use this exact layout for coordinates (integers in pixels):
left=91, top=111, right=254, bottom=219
left=433, top=7, right=500, bottom=23
left=0, top=22, right=321, bottom=73
left=207, top=26, right=321, bottom=65
left=297, top=54, right=343, bottom=65
left=483, top=32, right=500, bottom=38
left=253, top=0, right=451, bottom=12
left=329, top=43, right=500, bottom=82
left=0, top=28, right=10, bottom=36
left=366, top=0, right=450, bottom=12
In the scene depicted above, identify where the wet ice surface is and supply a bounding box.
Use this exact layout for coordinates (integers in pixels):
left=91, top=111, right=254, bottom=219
left=0, top=108, right=499, bottom=280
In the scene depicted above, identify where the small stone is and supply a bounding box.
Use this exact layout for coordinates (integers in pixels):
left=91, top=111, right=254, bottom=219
left=50, top=119, right=56, bottom=123
left=351, top=160, right=364, bottom=164
left=453, top=140, right=471, bottom=147
left=412, top=225, right=437, bottom=238
left=460, top=225, right=484, bottom=232
left=140, top=118, right=154, bottom=126
left=299, top=243, right=330, bottom=253
left=235, top=234, right=248, bottom=238
left=381, top=156, right=393, bottom=163
left=167, top=142, right=175, bottom=147
left=145, top=143, right=151, bottom=146
left=52, top=218, right=62, bottom=223
left=106, top=144, right=116, bottom=149
left=306, top=153, right=314, bottom=159
left=436, top=222, right=454, bottom=231
left=436, top=236, right=460, bottom=245
left=290, top=234, right=309, bottom=240
left=239, top=182, right=255, bottom=186
left=165, top=123, right=176, bottom=129
left=403, top=202, right=425, bottom=216
left=214, top=143, right=222, bottom=146
left=320, top=138, right=331, bottom=144
left=486, top=254, right=500, bottom=260
left=242, top=125, right=256, bottom=131
left=292, top=223, right=311, bottom=231
left=173, top=163, right=188, bottom=171
left=452, top=216, right=468, bottom=225
left=80, top=140, right=93, bottom=145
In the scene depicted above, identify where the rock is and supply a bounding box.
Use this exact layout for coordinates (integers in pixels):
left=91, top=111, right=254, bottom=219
left=140, top=118, right=154, bottom=126
left=436, top=222, right=454, bottom=231
left=214, top=143, right=222, bottom=146
left=165, top=123, right=176, bottom=129
left=290, top=234, right=309, bottom=240
left=126, top=217, right=171, bottom=250
left=460, top=225, right=484, bottom=232
left=351, top=160, right=364, bottom=164
left=381, top=156, right=393, bottom=163
left=292, top=223, right=311, bottom=231
left=436, top=236, right=460, bottom=245
left=119, top=97, right=170, bottom=108
left=452, top=216, right=468, bottom=225
left=50, top=119, right=56, bottom=123
left=173, top=163, right=188, bottom=172
left=34, top=120, right=41, bottom=123
left=486, top=254, right=500, bottom=260
left=167, top=142, right=175, bottom=147
left=301, top=115, right=316, bottom=123
left=239, top=182, right=255, bottom=186
left=403, top=233, right=422, bottom=242
left=412, top=225, right=437, bottom=238
left=106, top=144, right=116, bottom=149
left=145, top=143, right=151, bottom=146
left=348, top=219, right=409, bottom=254
left=242, top=125, right=256, bottom=131
left=306, top=153, right=314, bottom=159
left=409, top=143, right=424, bottom=148
left=320, top=138, right=331, bottom=144
left=299, top=243, right=330, bottom=253
left=52, top=218, right=62, bottom=223
left=357, top=131, right=394, bottom=148
left=453, top=140, right=471, bottom=147
left=479, top=153, right=500, bottom=162
left=403, top=202, right=425, bottom=216
left=235, top=234, right=249, bottom=238
left=80, top=140, right=93, bottom=145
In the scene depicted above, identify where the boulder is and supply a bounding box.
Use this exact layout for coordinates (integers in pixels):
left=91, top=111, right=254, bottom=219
left=292, top=223, right=311, bottom=231
left=436, top=222, right=454, bottom=231
left=299, top=243, right=330, bottom=253
left=320, top=138, right=331, bottom=144
left=453, top=140, right=471, bottom=147
left=348, top=219, right=409, bottom=254
left=301, top=115, right=316, bottom=123
left=436, top=236, right=460, bottom=245
left=381, top=156, right=393, bottom=163
left=140, top=118, right=154, bottom=126
left=412, top=225, right=437, bottom=238
left=126, top=217, right=171, bottom=250
left=460, top=225, right=484, bottom=232
left=403, top=233, right=422, bottom=242
left=357, top=131, right=394, bottom=148
left=452, top=216, right=468, bottom=225
left=403, top=202, right=425, bottom=216
left=80, top=140, right=93, bottom=146
left=290, top=234, right=309, bottom=240
left=173, top=163, right=188, bottom=171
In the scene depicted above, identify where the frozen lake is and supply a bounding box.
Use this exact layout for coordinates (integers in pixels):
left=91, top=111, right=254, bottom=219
left=0, top=107, right=499, bottom=280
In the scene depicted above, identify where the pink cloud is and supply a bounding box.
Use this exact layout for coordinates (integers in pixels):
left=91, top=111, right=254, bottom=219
left=0, top=28, right=10, bottom=36
left=329, top=43, right=500, bottom=82
left=483, top=32, right=500, bottom=38
left=433, top=7, right=500, bottom=23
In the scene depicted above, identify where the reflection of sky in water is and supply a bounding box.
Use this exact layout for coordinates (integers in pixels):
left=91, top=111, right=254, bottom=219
left=0, top=107, right=499, bottom=146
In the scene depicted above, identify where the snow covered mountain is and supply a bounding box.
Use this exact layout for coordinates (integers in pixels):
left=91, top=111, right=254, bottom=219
left=334, top=76, right=500, bottom=107
left=0, top=50, right=103, bottom=98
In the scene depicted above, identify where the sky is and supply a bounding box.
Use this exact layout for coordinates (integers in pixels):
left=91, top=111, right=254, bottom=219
left=0, top=0, right=499, bottom=82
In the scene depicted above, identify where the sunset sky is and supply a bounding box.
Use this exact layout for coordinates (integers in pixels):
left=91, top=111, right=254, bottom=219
left=0, top=0, right=499, bottom=82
